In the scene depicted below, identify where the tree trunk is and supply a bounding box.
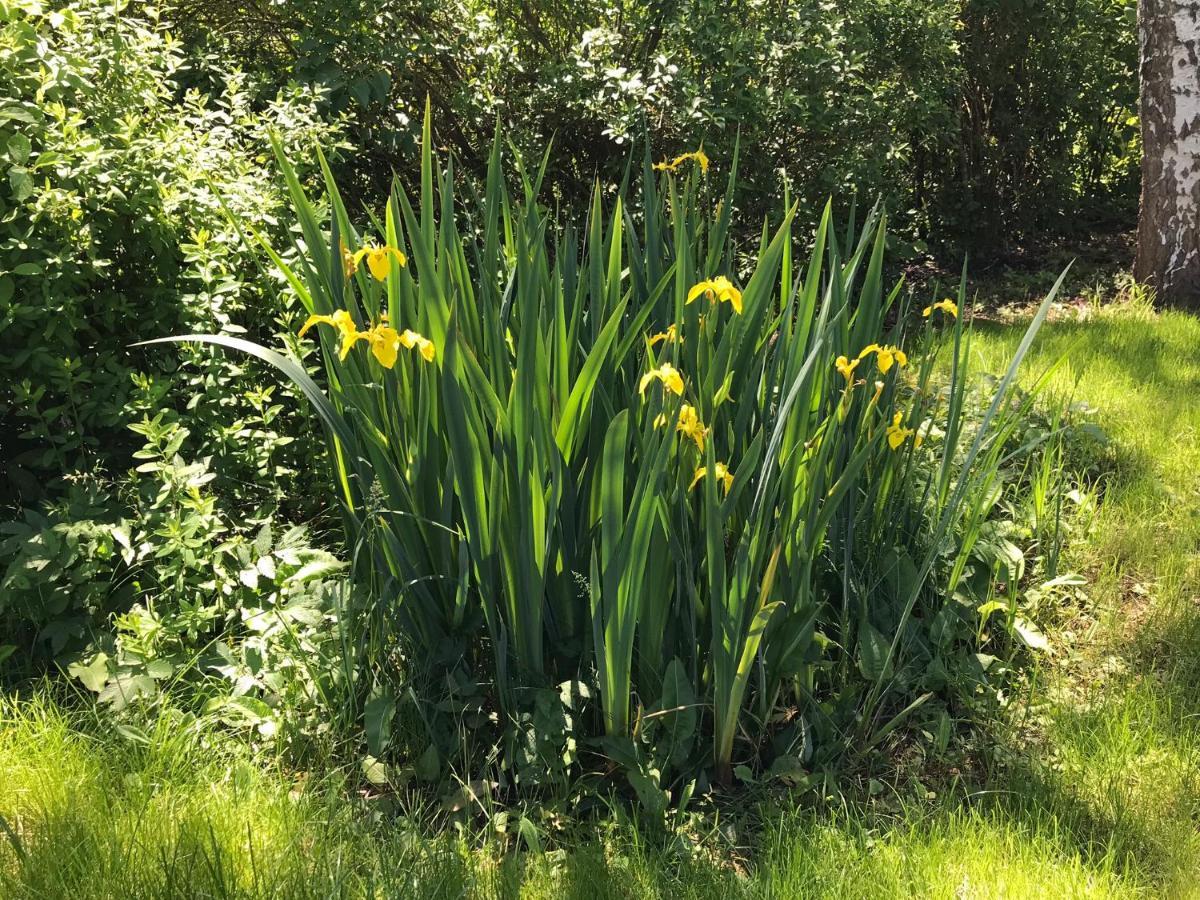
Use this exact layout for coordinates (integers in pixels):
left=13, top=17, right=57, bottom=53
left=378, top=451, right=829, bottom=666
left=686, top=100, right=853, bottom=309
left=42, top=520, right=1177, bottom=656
left=1135, top=1, right=1200, bottom=307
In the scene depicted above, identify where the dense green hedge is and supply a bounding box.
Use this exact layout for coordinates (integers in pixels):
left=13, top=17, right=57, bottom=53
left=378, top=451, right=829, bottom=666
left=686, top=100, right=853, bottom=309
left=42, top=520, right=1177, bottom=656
left=167, top=0, right=1139, bottom=255
left=0, top=0, right=342, bottom=673
left=0, top=1, right=343, bottom=504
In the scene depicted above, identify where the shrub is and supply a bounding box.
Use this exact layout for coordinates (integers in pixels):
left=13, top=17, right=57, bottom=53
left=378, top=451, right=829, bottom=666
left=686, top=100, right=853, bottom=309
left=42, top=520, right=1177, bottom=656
left=0, top=0, right=348, bottom=671
left=163, top=0, right=1138, bottom=255
left=0, top=412, right=351, bottom=756
left=938, top=0, right=1140, bottom=246
left=161, top=112, right=1065, bottom=802
left=0, top=0, right=341, bottom=504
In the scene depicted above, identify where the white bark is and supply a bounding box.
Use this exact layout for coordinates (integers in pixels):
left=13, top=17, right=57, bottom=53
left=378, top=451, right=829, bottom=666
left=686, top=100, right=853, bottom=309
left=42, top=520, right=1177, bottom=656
left=1136, top=1, right=1200, bottom=305
left=1166, top=9, right=1200, bottom=277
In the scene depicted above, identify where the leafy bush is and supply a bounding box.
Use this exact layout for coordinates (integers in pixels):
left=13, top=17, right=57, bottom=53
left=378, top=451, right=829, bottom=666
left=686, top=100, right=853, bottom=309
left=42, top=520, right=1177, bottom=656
left=1, top=410, right=351, bottom=756
left=164, top=113, right=1069, bottom=806
left=939, top=0, right=1139, bottom=245
left=165, top=0, right=1138, bottom=255
left=0, top=0, right=349, bottom=675
left=0, top=0, right=341, bottom=502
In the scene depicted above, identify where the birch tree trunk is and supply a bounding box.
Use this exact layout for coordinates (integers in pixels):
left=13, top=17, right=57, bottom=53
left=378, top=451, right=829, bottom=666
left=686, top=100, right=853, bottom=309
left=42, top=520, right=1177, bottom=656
left=1135, top=1, right=1200, bottom=307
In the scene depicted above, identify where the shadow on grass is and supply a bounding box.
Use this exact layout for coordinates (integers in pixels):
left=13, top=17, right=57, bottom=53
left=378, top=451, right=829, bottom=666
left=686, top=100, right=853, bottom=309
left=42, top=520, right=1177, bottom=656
left=972, top=313, right=1200, bottom=401
left=909, top=306, right=1200, bottom=892
left=1121, top=605, right=1200, bottom=741
left=977, top=743, right=1192, bottom=889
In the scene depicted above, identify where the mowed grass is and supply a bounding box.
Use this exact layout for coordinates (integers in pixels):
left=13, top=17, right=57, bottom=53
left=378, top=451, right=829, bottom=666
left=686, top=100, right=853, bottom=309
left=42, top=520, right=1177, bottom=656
left=2, top=299, right=1197, bottom=899
left=0, top=694, right=1138, bottom=899
left=963, top=299, right=1200, bottom=896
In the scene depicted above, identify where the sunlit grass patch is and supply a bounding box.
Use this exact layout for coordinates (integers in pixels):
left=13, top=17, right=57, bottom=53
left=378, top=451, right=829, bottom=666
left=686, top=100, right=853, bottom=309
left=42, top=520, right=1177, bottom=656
left=0, top=690, right=1160, bottom=899
left=0, top=695, right=757, bottom=899
left=0, top=695, right=462, bottom=898
left=966, top=301, right=1200, bottom=896
left=758, top=805, right=1141, bottom=899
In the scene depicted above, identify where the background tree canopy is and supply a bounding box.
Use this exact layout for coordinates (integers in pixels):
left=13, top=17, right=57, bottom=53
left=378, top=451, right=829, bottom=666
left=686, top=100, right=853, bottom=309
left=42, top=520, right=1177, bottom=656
left=170, top=0, right=1139, bottom=255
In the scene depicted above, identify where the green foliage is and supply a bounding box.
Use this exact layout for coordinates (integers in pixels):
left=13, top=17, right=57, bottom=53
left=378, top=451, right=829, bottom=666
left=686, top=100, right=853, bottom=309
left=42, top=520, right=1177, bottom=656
left=0, top=0, right=342, bottom=502
left=942, top=0, right=1139, bottom=244
left=1, top=407, right=352, bottom=754
left=0, top=0, right=354, bottom=688
left=165, top=0, right=1138, bottom=254
left=0, top=0, right=1133, bottom=837
left=0, top=482, right=129, bottom=655
left=174, top=112, right=1078, bottom=807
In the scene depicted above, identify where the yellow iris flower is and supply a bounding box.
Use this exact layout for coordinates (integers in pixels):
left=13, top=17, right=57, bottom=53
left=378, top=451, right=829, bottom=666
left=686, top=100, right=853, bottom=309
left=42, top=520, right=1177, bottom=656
left=922, top=298, right=959, bottom=319
left=886, top=411, right=914, bottom=450
left=299, top=310, right=433, bottom=366
left=676, top=404, right=707, bottom=450
left=639, top=363, right=685, bottom=397
left=648, top=323, right=679, bottom=347
left=689, top=461, right=734, bottom=493
left=835, top=355, right=859, bottom=382
left=857, top=342, right=881, bottom=359
left=655, top=403, right=708, bottom=451
left=299, top=309, right=361, bottom=360
left=877, top=346, right=907, bottom=374
left=361, top=325, right=401, bottom=367
left=686, top=276, right=743, bottom=314
left=352, top=245, right=407, bottom=282
left=857, top=343, right=908, bottom=374
left=399, top=328, right=436, bottom=362
left=653, top=147, right=709, bottom=174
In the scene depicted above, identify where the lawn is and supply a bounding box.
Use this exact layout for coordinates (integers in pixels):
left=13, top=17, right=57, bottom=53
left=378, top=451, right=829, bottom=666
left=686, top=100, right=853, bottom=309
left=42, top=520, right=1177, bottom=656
left=2, top=297, right=1197, bottom=899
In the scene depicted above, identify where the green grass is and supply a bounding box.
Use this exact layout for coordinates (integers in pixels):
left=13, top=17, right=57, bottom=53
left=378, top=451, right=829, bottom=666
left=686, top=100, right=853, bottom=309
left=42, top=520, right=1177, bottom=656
left=3, top=298, right=1199, bottom=898
left=0, top=693, right=1141, bottom=898
left=962, top=299, right=1200, bottom=895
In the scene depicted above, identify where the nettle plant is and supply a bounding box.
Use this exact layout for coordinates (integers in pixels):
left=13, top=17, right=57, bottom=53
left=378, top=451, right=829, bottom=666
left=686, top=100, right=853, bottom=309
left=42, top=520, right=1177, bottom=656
left=152, top=110, right=1059, bottom=801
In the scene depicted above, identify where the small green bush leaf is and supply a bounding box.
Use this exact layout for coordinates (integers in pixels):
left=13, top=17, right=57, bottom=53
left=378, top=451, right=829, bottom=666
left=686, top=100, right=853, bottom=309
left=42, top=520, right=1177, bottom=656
left=364, top=693, right=395, bottom=756
left=1013, top=618, right=1050, bottom=651
left=7, top=133, right=30, bottom=164
left=361, top=755, right=388, bottom=786
left=415, top=744, right=440, bottom=783
left=98, top=673, right=155, bottom=709
left=68, top=652, right=109, bottom=692
left=650, top=658, right=697, bottom=768
left=8, top=167, right=32, bottom=201
left=857, top=621, right=895, bottom=682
